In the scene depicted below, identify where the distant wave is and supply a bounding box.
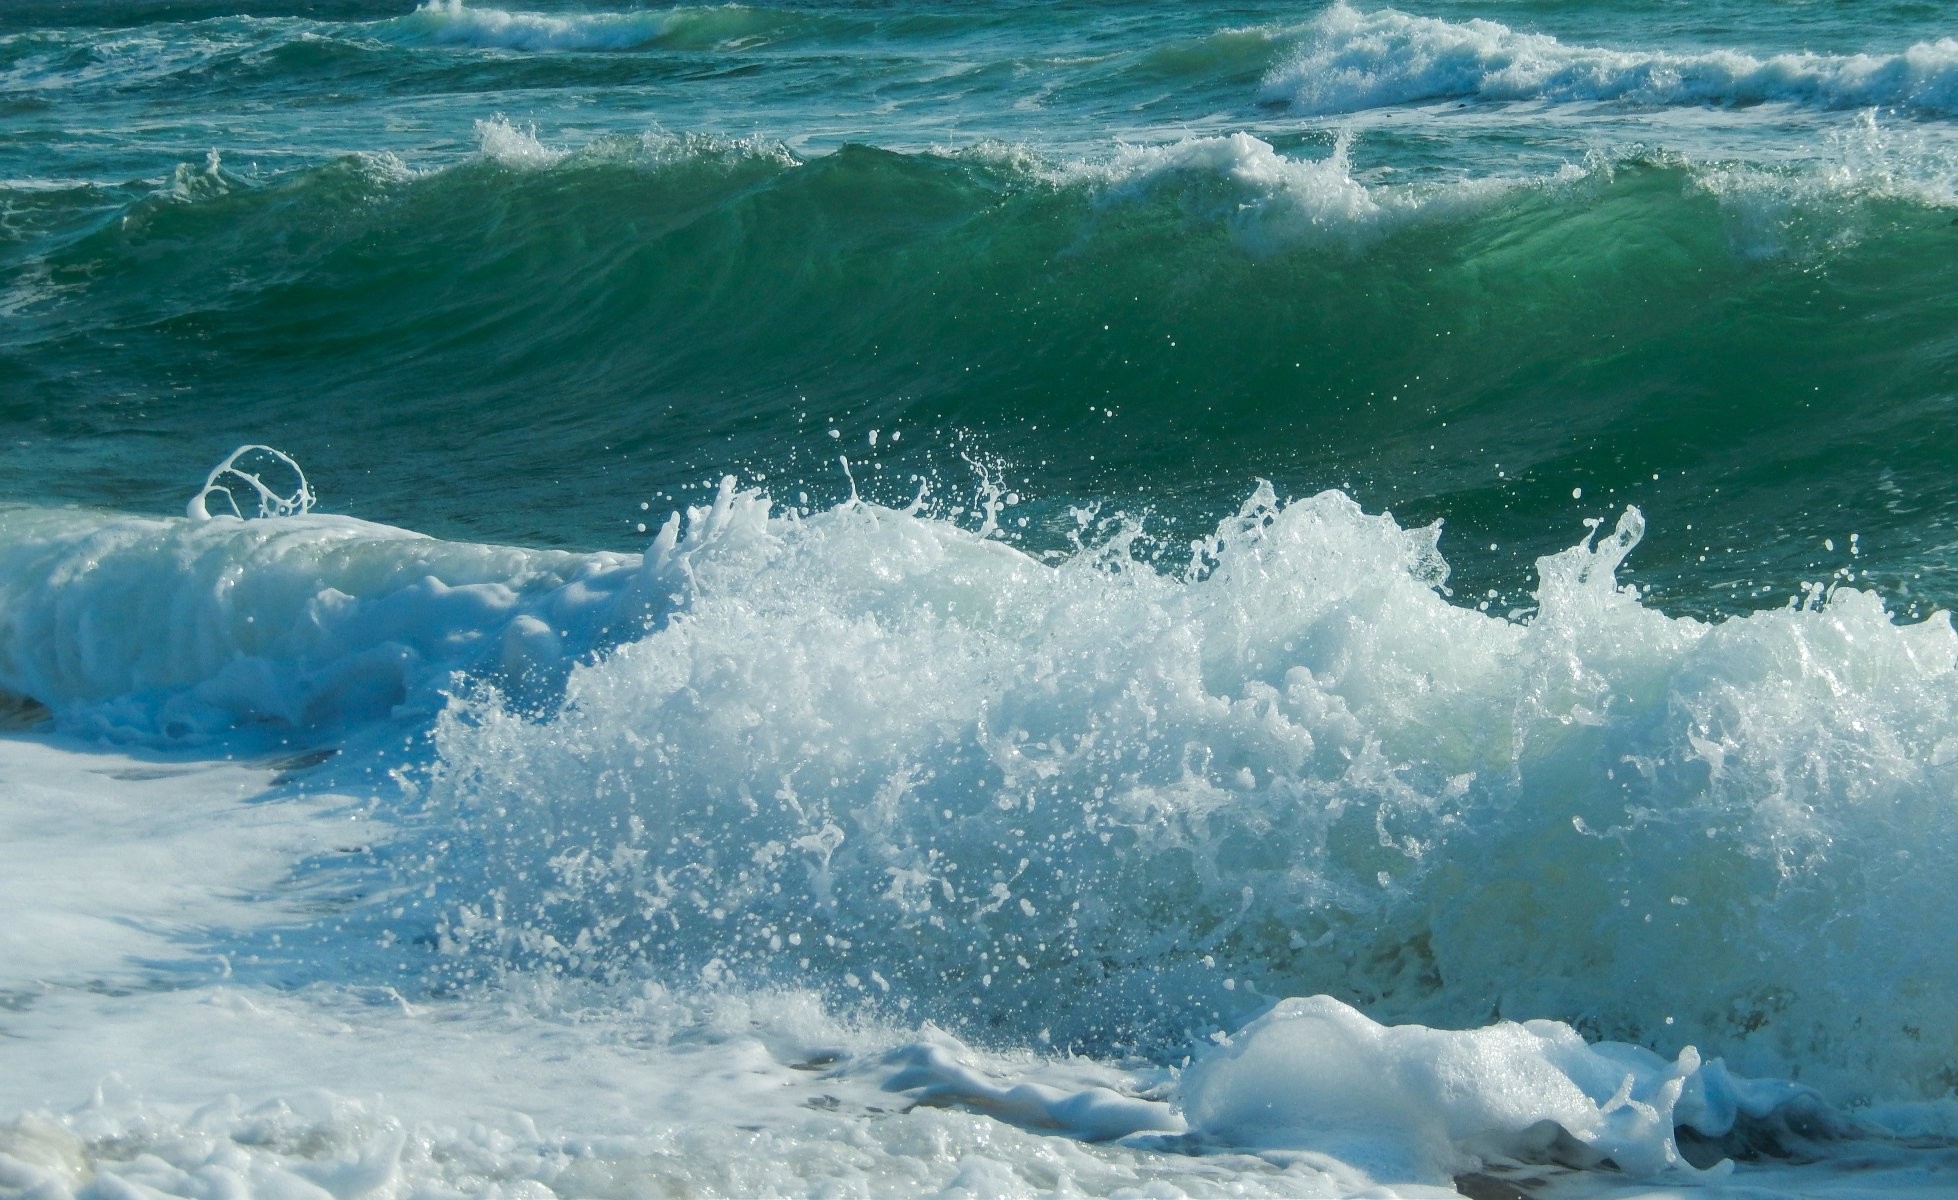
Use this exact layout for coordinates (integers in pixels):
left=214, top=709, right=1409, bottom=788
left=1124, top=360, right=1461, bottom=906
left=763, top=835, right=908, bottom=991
left=395, top=0, right=809, bottom=53
left=1266, top=3, right=1958, bottom=116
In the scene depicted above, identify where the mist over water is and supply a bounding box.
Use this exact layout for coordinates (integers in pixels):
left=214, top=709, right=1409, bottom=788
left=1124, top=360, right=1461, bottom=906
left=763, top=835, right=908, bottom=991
left=4, top=2, right=1958, bottom=1197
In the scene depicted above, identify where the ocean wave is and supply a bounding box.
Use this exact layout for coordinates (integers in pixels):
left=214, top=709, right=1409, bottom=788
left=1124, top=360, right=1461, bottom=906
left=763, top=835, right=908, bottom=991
left=469, top=115, right=797, bottom=173
left=1123, top=20, right=1302, bottom=87
left=395, top=0, right=814, bottom=54
left=382, top=481, right=1958, bottom=1100
left=441, top=115, right=1952, bottom=257
left=4, top=464, right=1954, bottom=1096
left=1266, top=3, right=1958, bottom=116
left=0, top=496, right=650, bottom=741
left=7, top=463, right=1958, bottom=1104
left=15, top=126, right=1958, bottom=577
left=0, top=25, right=261, bottom=93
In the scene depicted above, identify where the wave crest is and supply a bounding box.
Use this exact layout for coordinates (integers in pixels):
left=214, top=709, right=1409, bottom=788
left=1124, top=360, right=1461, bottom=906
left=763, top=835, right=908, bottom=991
left=398, top=1, right=807, bottom=53
left=398, top=482, right=1958, bottom=1099
left=1266, top=3, right=1958, bottom=116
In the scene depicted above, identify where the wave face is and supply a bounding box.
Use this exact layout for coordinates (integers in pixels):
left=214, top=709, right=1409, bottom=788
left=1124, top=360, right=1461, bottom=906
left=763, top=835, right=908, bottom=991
left=7, top=121, right=1958, bottom=614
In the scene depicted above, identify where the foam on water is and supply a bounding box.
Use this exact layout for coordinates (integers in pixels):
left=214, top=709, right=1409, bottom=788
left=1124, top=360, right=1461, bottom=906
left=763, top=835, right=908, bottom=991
left=1267, top=3, right=1958, bottom=117
left=4, top=462, right=1958, bottom=1192
left=7, top=473, right=1957, bottom=1100
left=0, top=748, right=1873, bottom=1199
left=0, top=500, right=648, bottom=741
left=0, top=739, right=306, bottom=992
left=1687, top=109, right=1958, bottom=262
left=1071, top=128, right=1579, bottom=251
left=364, top=480, right=1958, bottom=1103
left=0, top=726, right=1923, bottom=1197
left=1181, top=995, right=1828, bottom=1181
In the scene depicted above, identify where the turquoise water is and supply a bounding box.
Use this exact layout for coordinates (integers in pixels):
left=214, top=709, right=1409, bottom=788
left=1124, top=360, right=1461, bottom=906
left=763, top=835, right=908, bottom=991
left=5, top=3, right=1958, bottom=1195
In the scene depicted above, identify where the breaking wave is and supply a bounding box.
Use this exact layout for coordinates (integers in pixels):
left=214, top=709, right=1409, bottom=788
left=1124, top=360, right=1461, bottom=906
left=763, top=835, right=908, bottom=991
left=1266, top=3, right=1958, bottom=116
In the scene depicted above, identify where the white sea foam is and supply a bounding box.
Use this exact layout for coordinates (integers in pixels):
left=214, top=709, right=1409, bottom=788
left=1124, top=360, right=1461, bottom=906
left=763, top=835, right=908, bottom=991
left=1098, top=130, right=1385, bottom=231
left=2, top=976, right=1947, bottom=1199
left=473, top=114, right=568, bottom=168
left=0, top=967, right=1339, bottom=1199
left=1181, top=995, right=1825, bottom=1182
left=4, top=482, right=1958, bottom=1193
left=1049, top=116, right=1955, bottom=262
left=0, top=502, right=646, bottom=740
left=8, top=482, right=1957, bottom=1099
left=0, top=744, right=1867, bottom=1196
left=1688, top=109, right=1958, bottom=259
left=469, top=117, right=806, bottom=174
left=1266, top=3, right=1958, bottom=116
left=0, top=740, right=305, bottom=992
left=633, top=127, right=800, bottom=171
left=388, top=482, right=1958, bottom=1105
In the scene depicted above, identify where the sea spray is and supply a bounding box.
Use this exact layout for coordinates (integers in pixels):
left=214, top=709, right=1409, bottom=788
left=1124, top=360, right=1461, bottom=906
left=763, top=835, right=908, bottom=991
left=391, top=482, right=1958, bottom=1098
left=186, top=444, right=314, bottom=521
left=0, top=508, right=638, bottom=741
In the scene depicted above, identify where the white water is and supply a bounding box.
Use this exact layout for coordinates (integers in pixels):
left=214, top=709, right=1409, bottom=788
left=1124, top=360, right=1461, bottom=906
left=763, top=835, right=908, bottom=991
left=4, top=477, right=1958, bottom=1196
left=1268, top=3, right=1958, bottom=117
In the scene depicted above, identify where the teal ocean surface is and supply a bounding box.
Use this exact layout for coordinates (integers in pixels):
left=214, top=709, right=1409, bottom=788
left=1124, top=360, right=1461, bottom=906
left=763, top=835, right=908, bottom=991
left=3, top=3, right=1958, bottom=1196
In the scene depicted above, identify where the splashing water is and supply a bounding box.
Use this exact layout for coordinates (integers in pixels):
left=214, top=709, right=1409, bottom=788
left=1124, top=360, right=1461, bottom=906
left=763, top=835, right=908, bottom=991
left=186, top=445, right=315, bottom=521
